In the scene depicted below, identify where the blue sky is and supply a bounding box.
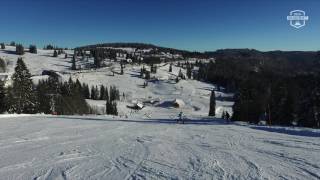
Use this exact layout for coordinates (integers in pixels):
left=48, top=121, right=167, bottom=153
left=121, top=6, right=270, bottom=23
left=0, top=0, right=319, bottom=51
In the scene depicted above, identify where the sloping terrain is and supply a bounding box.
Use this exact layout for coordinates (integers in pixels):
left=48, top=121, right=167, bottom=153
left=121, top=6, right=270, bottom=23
left=0, top=115, right=319, bottom=180
left=1, top=47, right=319, bottom=179
left=0, top=46, right=233, bottom=118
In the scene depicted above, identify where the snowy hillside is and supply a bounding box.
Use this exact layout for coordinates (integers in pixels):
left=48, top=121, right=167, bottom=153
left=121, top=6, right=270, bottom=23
left=0, top=46, right=233, bottom=118
left=0, top=115, right=319, bottom=179
left=1, top=46, right=319, bottom=179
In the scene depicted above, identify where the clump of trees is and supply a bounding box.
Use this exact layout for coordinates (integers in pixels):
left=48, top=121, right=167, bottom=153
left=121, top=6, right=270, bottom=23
left=0, top=57, right=120, bottom=116
left=106, top=86, right=119, bottom=115
left=89, top=84, right=119, bottom=115
left=29, top=45, right=37, bottom=54
left=16, top=44, right=24, bottom=55
left=4, top=58, right=90, bottom=115
left=53, top=50, right=58, bottom=57
left=44, top=44, right=54, bottom=50
left=36, top=77, right=91, bottom=115
left=198, top=49, right=320, bottom=128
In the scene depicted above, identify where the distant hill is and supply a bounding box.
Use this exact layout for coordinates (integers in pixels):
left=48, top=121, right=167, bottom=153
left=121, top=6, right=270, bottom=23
left=77, top=42, right=190, bottom=55
left=77, top=43, right=320, bottom=74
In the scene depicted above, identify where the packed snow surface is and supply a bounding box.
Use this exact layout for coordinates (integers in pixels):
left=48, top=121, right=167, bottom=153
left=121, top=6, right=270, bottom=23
left=0, top=115, right=319, bottom=180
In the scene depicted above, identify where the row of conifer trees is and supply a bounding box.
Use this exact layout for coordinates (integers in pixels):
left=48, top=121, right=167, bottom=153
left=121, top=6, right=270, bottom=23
left=0, top=58, right=119, bottom=115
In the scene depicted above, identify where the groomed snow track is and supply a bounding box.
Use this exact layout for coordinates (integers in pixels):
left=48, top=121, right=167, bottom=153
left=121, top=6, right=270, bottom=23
left=0, top=115, right=319, bottom=180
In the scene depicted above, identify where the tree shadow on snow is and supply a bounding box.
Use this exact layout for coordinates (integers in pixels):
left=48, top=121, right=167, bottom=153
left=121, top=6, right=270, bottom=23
left=250, top=126, right=320, bottom=138
left=47, top=116, right=230, bottom=126
left=1, top=50, right=17, bottom=55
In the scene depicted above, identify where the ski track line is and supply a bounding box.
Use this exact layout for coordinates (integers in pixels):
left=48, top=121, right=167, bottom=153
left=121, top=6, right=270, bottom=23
left=125, top=136, right=151, bottom=180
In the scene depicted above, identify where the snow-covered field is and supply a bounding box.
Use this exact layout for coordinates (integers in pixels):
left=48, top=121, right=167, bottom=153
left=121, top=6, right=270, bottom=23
left=0, top=115, right=319, bottom=179
left=0, top=46, right=233, bottom=118
left=1, top=47, right=320, bottom=179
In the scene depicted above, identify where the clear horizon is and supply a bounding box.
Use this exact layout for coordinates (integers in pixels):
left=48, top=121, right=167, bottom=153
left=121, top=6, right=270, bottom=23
left=1, top=0, right=319, bottom=52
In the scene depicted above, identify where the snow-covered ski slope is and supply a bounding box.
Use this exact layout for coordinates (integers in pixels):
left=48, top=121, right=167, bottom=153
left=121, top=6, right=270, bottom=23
left=1, top=47, right=319, bottom=179
left=0, top=115, right=319, bottom=180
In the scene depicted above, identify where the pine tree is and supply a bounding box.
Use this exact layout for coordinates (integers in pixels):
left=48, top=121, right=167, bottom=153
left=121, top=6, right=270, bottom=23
left=187, top=65, right=192, bottom=79
left=105, top=86, right=109, bottom=101
left=29, top=45, right=37, bottom=54
left=65, top=54, right=68, bottom=59
left=90, top=85, right=96, bottom=100
left=16, top=44, right=24, bottom=55
left=71, top=56, right=76, bottom=70
left=82, top=83, right=90, bottom=99
left=0, top=81, right=6, bottom=113
left=140, top=67, right=144, bottom=78
left=106, top=98, right=111, bottom=114
left=8, top=58, right=37, bottom=113
left=100, top=85, right=105, bottom=100
left=169, top=63, right=172, bottom=72
left=53, top=50, right=58, bottom=57
left=209, top=90, right=216, bottom=116
left=0, top=43, right=5, bottom=49
left=10, top=41, right=15, bottom=46
left=95, top=86, right=99, bottom=100
left=120, top=61, right=124, bottom=75
left=112, top=101, right=118, bottom=115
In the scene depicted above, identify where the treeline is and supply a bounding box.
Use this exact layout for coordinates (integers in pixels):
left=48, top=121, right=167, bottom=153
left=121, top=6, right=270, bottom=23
left=0, top=58, right=119, bottom=115
left=232, top=73, right=320, bottom=128
left=44, top=44, right=69, bottom=50
left=77, top=43, right=190, bottom=55
left=196, top=50, right=320, bottom=128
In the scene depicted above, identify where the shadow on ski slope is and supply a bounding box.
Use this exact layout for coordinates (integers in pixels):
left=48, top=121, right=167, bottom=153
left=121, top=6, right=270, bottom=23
left=47, top=116, right=231, bottom=126
left=250, top=126, right=320, bottom=138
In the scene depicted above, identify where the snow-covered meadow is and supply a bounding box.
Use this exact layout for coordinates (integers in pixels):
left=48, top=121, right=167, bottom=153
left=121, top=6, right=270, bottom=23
left=0, top=46, right=233, bottom=118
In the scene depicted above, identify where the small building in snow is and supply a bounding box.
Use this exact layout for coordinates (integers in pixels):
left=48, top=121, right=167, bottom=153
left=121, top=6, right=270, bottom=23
left=173, top=99, right=185, bottom=108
